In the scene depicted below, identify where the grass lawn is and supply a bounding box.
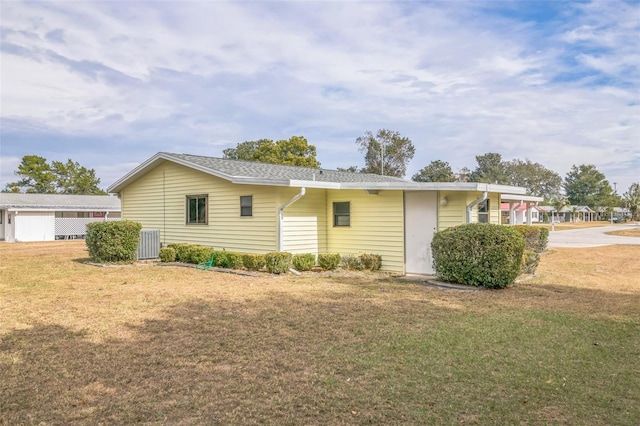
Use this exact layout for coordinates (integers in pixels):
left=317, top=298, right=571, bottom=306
left=1, top=242, right=639, bottom=425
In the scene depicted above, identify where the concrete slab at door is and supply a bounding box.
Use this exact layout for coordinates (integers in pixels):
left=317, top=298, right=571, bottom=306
left=405, top=191, right=438, bottom=274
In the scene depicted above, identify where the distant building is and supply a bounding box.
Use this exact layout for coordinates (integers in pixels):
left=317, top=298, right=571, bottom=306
left=0, top=193, right=121, bottom=242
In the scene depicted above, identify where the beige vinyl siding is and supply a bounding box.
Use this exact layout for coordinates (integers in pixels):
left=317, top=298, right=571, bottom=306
left=279, top=187, right=327, bottom=254
left=326, top=189, right=404, bottom=273
left=437, top=191, right=468, bottom=231
left=438, top=191, right=501, bottom=231
left=121, top=160, right=278, bottom=252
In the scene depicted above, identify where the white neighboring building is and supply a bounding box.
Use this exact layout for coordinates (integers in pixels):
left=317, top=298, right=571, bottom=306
left=0, top=193, right=121, bottom=242
left=500, top=194, right=544, bottom=225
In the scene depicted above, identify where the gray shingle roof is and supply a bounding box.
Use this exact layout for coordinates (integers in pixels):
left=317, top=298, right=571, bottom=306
left=163, top=153, right=409, bottom=183
left=107, top=151, right=529, bottom=195
left=0, top=193, right=121, bottom=211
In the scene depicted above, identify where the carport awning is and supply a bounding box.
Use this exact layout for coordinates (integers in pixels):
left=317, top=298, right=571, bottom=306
left=501, top=194, right=544, bottom=203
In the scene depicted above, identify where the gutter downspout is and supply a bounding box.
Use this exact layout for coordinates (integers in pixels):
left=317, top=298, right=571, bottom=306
left=466, top=190, right=488, bottom=223
left=278, top=187, right=306, bottom=251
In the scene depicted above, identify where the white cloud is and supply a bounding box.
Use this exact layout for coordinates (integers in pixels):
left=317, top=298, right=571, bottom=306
left=1, top=0, right=638, bottom=191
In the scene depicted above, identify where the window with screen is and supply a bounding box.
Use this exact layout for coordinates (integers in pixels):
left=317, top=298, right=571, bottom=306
left=186, top=195, right=208, bottom=225
left=333, top=202, right=350, bottom=227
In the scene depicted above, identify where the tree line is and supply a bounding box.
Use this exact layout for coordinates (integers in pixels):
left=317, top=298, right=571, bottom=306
left=222, top=130, right=634, bottom=212
left=5, top=131, right=639, bottom=218
left=4, top=155, right=106, bottom=195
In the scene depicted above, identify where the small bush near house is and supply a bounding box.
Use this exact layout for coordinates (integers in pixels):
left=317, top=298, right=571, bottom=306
left=341, top=254, right=364, bottom=271
left=159, top=247, right=176, bottom=263
left=264, top=252, right=293, bottom=274
left=225, top=252, right=244, bottom=269
left=242, top=254, right=266, bottom=271
left=513, top=225, right=548, bottom=254
left=187, top=246, right=214, bottom=264
left=86, top=221, right=142, bottom=264
left=521, top=249, right=540, bottom=275
left=292, top=254, right=316, bottom=271
left=537, top=227, right=549, bottom=252
left=167, top=243, right=193, bottom=262
left=431, top=223, right=525, bottom=289
left=513, top=226, right=540, bottom=252
left=359, top=253, right=382, bottom=271
left=317, top=253, right=341, bottom=271
left=212, top=250, right=230, bottom=268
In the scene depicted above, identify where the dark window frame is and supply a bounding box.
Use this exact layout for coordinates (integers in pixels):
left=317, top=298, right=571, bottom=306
left=333, top=201, right=351, bottom=227
left=240, top=195, right=253, bottom=217
left=186, top=194, right=208, bottom=225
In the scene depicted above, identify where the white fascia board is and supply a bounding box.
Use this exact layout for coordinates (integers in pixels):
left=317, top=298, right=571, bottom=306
left=407, top=182, right=528, bottom=194
left=288, top=180, right=342, bottom=189
left=500, top=194, right=544, bottom=202
left=339, top=182, right=421, bottom=190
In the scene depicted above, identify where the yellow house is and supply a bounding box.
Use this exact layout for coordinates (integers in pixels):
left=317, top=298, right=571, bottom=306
left=107, top=153, right=536, bottom=275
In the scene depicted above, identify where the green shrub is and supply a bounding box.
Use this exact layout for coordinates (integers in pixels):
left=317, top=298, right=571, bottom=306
left=242, top=254, right=266, bottom=271
left=341, top=254, right=363, bottom=270
left=225, top=252, right=244, bottom=269
left=167, top=243, right=193, bottom=262
left=431, top=223, right=525, bottom=289
left=187, top=245, right=214, bottom=264
left=212, top=250, right=230, bottom=268
left=512, top=225, right=548, bottom=253
left=264, top=252, right=293, bottom=274
left=513, top=225, right=541, bottom=252
left=537, top=227, right=549, bottom=253
left=318, top=253, right=341, bottom=270
left=521, top=249, right=540, bottom=275
left=85, top=221, right=142, bottom=264
left=159, top=247, right=176, bottom=263
left=292, top=253, right=316, bottom=271
left=359, top=253, right=382, bottom=271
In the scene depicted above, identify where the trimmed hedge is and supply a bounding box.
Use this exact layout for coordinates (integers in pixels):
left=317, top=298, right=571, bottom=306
left=521, top=249, right=540, bottom=275
left=318, top=253, right=341, bottom=271
left=167, top=243, right=193, bottom=262
left=293, top=253, right=316, bottom=271
left=242, top=254, right=266, bottom=271
left=265, top=252, right=293, bottom=274
left=157, top=242, right=382, bottom=275
left=431, top=223, right=525, bottom=289
left=341, top=254, right=363, bottom=270
left=512, top=225, right=549, bottom=253
left=537, top=227, right=549, bottom=253
left=85, top=221, right=142, bottom=263
left=159, top=247, right=176, bottom=263
left=511, top=226, right=548, bottom=275
left=359, top=253, right=382, bottom=271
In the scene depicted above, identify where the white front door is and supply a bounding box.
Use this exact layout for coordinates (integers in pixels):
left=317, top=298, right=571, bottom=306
left=404, top=191, right=438, bottom=275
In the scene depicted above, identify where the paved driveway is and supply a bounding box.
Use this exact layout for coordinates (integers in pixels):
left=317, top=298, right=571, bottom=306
left=547, top=223, right=640, bottom=248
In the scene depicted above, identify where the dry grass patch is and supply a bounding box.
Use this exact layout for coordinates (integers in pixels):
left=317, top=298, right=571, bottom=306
left=1, top=241, right=639, bottom=425
left=605, top=227, right=640, bottom=238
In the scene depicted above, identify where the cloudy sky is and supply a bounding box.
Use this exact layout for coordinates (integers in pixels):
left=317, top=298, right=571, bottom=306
left=1, top=0, right=639, bottom=193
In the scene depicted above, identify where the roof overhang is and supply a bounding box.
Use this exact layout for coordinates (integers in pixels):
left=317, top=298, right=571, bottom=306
left=500, top=194, right=544, bottom=203
left=106, top=152, right=530, bottom=195
left=408, top=182, right=528, bottom=194
left=108, top=152, right=240, bottom=193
